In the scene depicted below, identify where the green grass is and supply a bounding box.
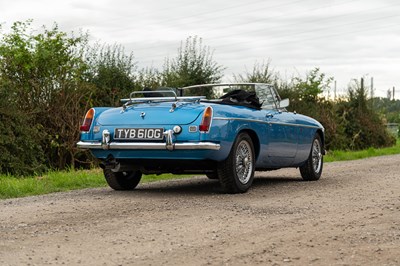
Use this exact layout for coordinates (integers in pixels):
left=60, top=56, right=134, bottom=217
left=1, top=140, right=399, bottom=199
left=0, top=169, right=105, bottom=199
left=0, top=169, right=190, bottom=199
left=325, top=139, right=400, bottom=162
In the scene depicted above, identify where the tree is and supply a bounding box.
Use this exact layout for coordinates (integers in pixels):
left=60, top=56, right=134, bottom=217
left=277, top=68, right=333, bottom=115
left=0, top=87, right=46, bottom=176
left=162, top=36, right=224, bottom=97
left=339, top=81, right=395, bottom=150
left=85, top=43, right=137, bottom=106
left=272, top=67, right=394, bottom=150
left=292, top=67, right=333, bottom=103
left=136, top=66, right=163, bottom=90
left=233, top=60, right=277, bottom=84
left=0, top=20, right=94, bottom=172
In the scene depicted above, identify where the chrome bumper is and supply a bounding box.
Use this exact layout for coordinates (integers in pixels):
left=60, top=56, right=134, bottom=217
left=76, top=141, right=220, bottom=151
left=78, top=129, right=220, bottom=151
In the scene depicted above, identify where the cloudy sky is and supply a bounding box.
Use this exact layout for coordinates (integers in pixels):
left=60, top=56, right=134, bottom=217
left=1, top=0, right=399, bottom=98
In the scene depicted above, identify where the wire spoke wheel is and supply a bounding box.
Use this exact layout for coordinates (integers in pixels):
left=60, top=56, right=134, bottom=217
left=235, top=140, right=253, bottom=185
left=300, top=134, right=323, bottom=181
left=218, top=133, right=255, bottom=193
left=311, top=138, right=322, bottom=174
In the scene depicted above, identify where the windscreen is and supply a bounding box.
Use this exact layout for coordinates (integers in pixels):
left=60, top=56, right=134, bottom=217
left=179, top=84, right=278, bottom=110
left=254, top=84, right=278, bottom=110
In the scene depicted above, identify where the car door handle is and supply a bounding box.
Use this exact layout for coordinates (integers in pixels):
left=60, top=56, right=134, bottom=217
left=266, top=114, right=274, bottom=118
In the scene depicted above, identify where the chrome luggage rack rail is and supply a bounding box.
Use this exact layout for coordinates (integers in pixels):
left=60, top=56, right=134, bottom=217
left=120, top=90, right=206, bottom=111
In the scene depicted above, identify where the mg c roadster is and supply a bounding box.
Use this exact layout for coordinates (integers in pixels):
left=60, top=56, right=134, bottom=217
left=77, top=83, right=325, bottom=193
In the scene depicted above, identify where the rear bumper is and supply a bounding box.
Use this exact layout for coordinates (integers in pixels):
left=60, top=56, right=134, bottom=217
left=76, top=141, right=221, bottom=151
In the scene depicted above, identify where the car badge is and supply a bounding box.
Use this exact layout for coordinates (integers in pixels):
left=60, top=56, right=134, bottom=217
left=140, top=112, right=146, bottom=119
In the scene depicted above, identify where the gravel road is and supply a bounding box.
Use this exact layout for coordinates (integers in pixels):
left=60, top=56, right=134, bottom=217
left=1, top=155, right=399, bottom=266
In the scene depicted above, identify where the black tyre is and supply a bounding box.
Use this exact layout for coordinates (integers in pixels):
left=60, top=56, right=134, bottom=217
left=300, top=134, right=323, bottom=181
left=206, top=172, right=219, bottom=180
left=217, top=133, right=255, bottom=193
left=104, top=169, right=142, bottom=190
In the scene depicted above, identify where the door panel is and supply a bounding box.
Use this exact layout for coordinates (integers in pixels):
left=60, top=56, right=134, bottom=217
left=265, top=111, right=299, bottom=166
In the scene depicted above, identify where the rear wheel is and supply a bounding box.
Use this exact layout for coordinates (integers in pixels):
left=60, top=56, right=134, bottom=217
left=300, top=134, right=323, bottom=181
left=217, top=133, right=255, bottom=193
left=104, top=169, right=142, bottom=190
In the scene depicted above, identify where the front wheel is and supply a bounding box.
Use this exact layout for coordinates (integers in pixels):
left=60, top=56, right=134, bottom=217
left=300, top=134, right=323, bottom=181
left=104, top=169, right=142, bottom=190
left=217, top=133, right=255, bottom=193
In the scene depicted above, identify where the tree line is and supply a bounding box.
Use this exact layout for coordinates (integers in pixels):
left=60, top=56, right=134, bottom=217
left=0, top=21, right=397, bottom=176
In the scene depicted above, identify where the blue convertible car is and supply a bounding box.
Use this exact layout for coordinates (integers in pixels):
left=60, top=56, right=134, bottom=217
left=77, top=83, right=325, bottom=193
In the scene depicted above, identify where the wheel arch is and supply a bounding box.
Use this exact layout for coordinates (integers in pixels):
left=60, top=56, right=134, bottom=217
left=237, top=129, right=260, bottom=160
left=316, top=129, right=325, bottom=155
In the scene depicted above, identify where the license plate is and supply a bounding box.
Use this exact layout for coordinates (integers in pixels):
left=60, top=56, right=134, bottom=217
left=114, top=128, right=164, bottom=140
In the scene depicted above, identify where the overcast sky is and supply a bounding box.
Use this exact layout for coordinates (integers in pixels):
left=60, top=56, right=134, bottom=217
left=1, top=0, right=399, bottom=98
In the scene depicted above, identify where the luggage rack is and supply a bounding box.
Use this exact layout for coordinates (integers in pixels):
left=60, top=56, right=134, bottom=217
left=120, top=90, right=206, bottom=112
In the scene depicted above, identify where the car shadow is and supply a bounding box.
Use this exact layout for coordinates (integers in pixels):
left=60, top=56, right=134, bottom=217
left=136, top=178, right=222, bottom=195
left=109, top=175, right=304, bottom=196
left=252, top=176, right=303, bottom=187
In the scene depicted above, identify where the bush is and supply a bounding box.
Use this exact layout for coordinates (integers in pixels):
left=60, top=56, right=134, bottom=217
left=249, top=66, right=395, bottom=151
left=0, top=21, right=95, bottom=174
left=0, top=90, right=46, bottom=176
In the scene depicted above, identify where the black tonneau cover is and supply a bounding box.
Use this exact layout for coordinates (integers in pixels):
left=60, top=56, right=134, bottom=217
left=219, top=89, right=262, bottom=110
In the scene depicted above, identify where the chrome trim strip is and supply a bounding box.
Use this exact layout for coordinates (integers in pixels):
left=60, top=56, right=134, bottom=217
left=77, top=141, right=220, bottom=151
left=77, top=141, right=102, bottom=149
left=213, top=117, right=322, bottom=129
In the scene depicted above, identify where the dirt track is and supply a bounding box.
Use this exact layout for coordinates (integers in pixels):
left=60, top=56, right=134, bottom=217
left=1, top=155, right=399, bottom=265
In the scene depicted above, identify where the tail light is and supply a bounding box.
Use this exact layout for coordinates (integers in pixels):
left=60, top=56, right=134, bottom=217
left=199, top=106, right=213, bottom=132
left=80, top=108, right=95, bottom=132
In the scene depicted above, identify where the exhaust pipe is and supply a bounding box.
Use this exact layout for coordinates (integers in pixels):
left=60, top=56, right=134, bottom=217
left=100, top=158, right=136, bottom=172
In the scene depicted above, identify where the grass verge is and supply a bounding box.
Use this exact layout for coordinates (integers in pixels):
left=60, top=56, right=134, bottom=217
left=324, top=139, right=400, bottom=162
left=1, top=140, right=399, bottom=199
left=0, top=169, right=190, bottom=199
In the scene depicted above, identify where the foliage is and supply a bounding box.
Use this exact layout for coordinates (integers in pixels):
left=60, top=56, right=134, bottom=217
left=338, top=83, right=395, bottom=150
left=0, top=89, right=46, bottom=176
left=284, top=69, right=394, bottom=150
left=372, top=97, right=400, bottom=124
left=279, top=68, right=333, bottom=112
left=238, top=64, right=395, bottom=151
left=233, top=60, right=277, bottom=84
left=162, top=36, right=224, bottom=97
left=136, top=66, right=163, bottom=89
left=85, top=43, right=137, bottom=106
left=0, top=21, right=94, bottom=173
